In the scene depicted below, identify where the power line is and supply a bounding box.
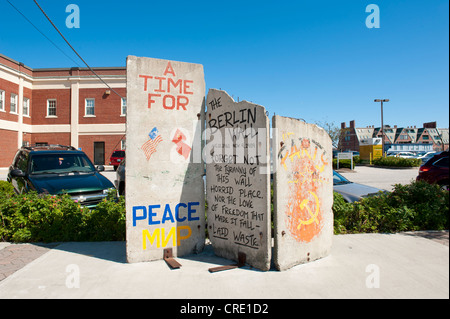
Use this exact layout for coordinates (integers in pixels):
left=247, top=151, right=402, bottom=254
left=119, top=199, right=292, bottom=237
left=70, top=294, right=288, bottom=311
left=6, top=0, right=82, bottom=68
left=32, top=0, right=125, bottom=100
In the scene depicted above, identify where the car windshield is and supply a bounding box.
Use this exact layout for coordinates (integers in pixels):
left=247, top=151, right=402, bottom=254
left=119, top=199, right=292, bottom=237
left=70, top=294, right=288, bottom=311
left=333, top=171, right=352, bottom=185
left=30, top=154, right=96, bottom=175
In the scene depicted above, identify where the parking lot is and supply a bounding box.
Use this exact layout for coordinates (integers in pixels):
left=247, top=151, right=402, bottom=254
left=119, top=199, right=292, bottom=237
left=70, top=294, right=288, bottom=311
left=338, top=166, right=419, bottom=191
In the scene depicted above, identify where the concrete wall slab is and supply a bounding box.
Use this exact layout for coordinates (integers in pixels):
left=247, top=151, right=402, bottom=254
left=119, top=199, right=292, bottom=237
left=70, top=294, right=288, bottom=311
left=206, top=89, right=271, bottom=271
left=125, top=56, right=206, bottom=263
left=273, top=116, right=333, bottom=271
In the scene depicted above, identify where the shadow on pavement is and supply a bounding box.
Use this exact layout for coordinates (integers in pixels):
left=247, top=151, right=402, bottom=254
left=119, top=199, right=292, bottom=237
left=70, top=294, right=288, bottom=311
left=401, top=231, right=449, bottom=246
left=52, top=242, right=127, bottom=263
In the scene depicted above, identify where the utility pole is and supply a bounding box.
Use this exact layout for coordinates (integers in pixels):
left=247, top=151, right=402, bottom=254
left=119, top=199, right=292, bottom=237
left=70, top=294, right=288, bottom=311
left=374, top=99, right=389, bottom=156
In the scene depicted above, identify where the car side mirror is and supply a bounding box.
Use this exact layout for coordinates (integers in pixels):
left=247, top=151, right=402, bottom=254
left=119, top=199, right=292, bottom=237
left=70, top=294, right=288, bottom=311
left=11, top=169, right=26, bottom=178
left=97, top=165, right=105, bottom=172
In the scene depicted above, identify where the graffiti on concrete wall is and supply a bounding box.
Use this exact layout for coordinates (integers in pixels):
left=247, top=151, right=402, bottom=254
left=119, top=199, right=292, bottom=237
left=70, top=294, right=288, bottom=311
left=126, top=56, right=205, bottom=263
left=141, top=127, right=163, bottom=161
left=278, top=134, right=329, bottom=243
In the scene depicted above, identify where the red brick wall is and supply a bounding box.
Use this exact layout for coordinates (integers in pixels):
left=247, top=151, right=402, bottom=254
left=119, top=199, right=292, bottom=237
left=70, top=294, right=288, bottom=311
left=31, top=89, right=71, bottom=125
left=0, top=55, right=33, bottom=77
left=0, top=78, right=19, bottom=122
left=33, top=68, right=125, bottom=78
left=79, top=135, right=125, bottom=165
left=78, top=88, right=126, bottom=125
left=0, top=129, right=18, bottom=167
left=23, top=87, right=32, bottom=125
left=30, top=133, right=71, bottom=148
left=1, top=55, right=127, bottom=167
left=340, top=128, right=360, bottom=152
left=23, top=132, right=32, bottom=147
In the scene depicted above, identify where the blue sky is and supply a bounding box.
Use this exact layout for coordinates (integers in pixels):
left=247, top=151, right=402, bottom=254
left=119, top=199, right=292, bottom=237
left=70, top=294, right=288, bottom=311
left=1, top=0, right=448, bottom=128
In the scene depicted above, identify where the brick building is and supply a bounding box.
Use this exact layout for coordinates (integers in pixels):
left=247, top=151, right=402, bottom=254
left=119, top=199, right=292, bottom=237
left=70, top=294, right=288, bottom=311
left=339, top=120, right=449, bottom=154
left=0, top=53, right=126, bottom=168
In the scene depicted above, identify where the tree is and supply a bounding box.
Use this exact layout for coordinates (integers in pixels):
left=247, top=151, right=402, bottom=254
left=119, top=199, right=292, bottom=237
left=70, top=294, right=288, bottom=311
left=314, top=120, right=341, bottom=149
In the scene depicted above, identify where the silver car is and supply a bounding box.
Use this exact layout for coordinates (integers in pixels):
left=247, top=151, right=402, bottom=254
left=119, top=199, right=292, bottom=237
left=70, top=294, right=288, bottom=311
left=333, top=171, right=386, bottom=203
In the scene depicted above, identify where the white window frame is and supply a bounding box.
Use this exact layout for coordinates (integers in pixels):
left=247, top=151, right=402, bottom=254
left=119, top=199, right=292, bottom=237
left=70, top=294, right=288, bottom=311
left=47, top=99, right=57, bottom=117
left=121, top=98, right=127, bottom=116
left=23, top=97, right=30, bottom=117
left=10, top=94, right=18, bottom=114
left=0, top=90, right=5, bottom=112
left=85, top=98, right=95, bottom=117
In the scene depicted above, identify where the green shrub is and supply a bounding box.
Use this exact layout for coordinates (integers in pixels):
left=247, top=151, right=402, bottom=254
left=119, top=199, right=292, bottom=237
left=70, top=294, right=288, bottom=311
left=333, top=181, right=449, bottom=234
left=0, top=185, right=126, bottom=243
left=83, top=193, right=126, bottom=241
left=333, top=156, right=360, bottom=170
left=0, top=192, right=88, bottom=242
left=2, top=177, right=447, bottom=242
left=332, top=192, right=354, bottom=234
left=0, top=181, right=14, bottom=197
left=389, top=182, right=449, bottom=230
left=373, top=157, right=421, bottom=167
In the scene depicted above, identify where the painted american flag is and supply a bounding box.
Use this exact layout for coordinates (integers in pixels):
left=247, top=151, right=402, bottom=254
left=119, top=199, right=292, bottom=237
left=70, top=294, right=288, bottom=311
left=141, top=127, right=163, bottom=161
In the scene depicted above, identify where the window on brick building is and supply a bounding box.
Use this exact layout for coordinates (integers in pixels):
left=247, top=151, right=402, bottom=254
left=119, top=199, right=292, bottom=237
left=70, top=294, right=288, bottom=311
left=0, top=90, right=5, bottom=111
left=121, top=98, right=127, bottom=116
left=10, top=94, right=18, bottom=114
left=85, top=98, right=95, bottom=116
left=23, top=98, right=30, bottom=117
left=47, top=99, right=57, bottom=117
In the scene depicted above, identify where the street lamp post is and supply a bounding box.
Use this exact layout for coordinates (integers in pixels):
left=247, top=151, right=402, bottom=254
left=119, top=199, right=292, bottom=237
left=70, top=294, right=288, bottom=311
left=374, top=99, right=389, bottom=156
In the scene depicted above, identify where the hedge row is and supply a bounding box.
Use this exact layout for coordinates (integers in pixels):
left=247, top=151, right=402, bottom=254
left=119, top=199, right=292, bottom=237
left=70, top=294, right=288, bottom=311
left=333, top=181, right=449, bottom=234
left=332, top=156, right=360, bottom=169
left=333, top=156, right=422, bottom=169
left=373, top=156, right=422, bottom=167
left=1, top=180, right=448, bottom=243
left=0, top=182, right=125, bottom=243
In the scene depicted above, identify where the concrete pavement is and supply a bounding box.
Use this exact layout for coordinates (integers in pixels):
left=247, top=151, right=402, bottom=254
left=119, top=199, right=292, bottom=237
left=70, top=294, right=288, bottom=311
left=0, top=232, right=448, bottom=299
left=339, top=166, right=419, bottom=191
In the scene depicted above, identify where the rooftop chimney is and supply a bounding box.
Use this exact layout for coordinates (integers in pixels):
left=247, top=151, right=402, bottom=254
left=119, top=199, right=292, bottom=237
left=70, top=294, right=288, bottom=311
left=350, top=120, right=355, bottom=128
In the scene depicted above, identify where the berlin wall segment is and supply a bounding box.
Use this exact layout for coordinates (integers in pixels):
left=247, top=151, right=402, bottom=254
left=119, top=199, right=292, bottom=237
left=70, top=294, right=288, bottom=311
left=206, top=89, right=271, bottom=272
left=125, top=56, right=206, bottom=263
left=273, top=116, right=333, bottom=271
left=124, top=55, right=332, bottom=272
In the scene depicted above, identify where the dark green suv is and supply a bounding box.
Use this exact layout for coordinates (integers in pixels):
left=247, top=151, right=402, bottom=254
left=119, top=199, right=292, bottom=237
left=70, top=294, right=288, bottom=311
left=8, top=145, right=116, bottom=208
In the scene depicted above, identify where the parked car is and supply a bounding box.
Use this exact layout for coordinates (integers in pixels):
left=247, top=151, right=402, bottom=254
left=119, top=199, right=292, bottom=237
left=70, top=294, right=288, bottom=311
left=333, top=170, right=386, bottom=203
left=417, top=151, right=449, bottom=191
left=389, top=152, right=417, bottom=159
left=115, top=159, right=126, bottom=196
left=110, top=150, right=125, bottom=171
left=417, top=151, right=437, bottom=164
left=8, top=145, right=116, bottom=208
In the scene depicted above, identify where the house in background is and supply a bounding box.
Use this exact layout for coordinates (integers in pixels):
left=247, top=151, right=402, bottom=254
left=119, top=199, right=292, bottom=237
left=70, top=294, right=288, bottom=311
left=339, top=120, right=449, bottom=154
left=0, top=53, right=126, bottom=168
